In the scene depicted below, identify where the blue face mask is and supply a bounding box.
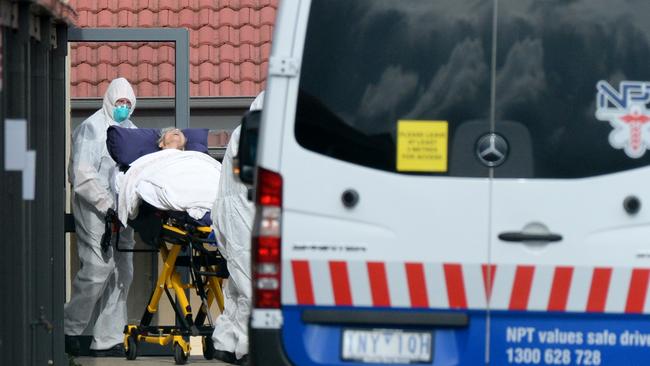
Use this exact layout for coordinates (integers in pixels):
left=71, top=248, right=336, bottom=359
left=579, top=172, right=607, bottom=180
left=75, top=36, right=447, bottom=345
left=113, top=105, right=130, bottom=123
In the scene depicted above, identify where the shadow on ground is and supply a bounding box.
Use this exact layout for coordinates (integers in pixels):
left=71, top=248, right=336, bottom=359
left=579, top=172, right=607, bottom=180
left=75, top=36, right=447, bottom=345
left=73, top=356, right=235, bottom=365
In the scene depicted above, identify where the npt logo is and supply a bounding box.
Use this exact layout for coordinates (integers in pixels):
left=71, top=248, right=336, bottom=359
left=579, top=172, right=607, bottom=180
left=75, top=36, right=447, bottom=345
left=596, top=80, right=650, bottom=158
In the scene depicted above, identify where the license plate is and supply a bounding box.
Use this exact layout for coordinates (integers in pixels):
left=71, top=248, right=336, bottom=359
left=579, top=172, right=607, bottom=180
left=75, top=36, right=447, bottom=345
left=341, top=328, right=433, bottom=364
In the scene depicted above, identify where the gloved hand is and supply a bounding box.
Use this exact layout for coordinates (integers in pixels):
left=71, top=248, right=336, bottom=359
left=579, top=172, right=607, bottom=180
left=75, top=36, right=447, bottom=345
left=106, top=208, right=118, bottom=227
left=100, top=208, right=119, bottom=252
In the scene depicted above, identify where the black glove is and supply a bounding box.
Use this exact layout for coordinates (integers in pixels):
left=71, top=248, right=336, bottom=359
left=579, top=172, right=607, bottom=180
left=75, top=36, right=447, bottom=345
left=100, top=208, right=119, bottom=252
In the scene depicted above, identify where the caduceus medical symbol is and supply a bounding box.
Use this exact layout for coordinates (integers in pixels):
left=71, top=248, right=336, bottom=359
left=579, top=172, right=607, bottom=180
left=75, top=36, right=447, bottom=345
left=596, top=80, right=650, bottom=158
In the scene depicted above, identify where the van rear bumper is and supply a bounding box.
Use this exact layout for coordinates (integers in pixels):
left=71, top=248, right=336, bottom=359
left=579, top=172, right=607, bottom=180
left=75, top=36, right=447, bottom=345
left=249, top=328, right=293, bottom=366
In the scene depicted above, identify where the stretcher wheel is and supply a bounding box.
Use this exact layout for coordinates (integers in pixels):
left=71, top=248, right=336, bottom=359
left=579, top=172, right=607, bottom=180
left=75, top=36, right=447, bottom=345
left=174, top=343, right=188, bottom=365
left=125, top=335, right=137, bottom=360
left=202, top=336, right=215, bottom=360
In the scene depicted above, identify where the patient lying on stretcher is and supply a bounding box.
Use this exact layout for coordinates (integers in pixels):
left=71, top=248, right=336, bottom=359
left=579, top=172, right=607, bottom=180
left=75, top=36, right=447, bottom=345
left=158, top=127, right=187, bottom=150
left=115, top=127, right=221, bottom=226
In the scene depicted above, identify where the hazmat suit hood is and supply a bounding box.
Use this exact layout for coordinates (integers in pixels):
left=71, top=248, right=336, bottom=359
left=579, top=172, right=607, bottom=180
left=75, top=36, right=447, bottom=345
left=102, top=77, right=137, bottom=122
left=249, top=90, right=264, bottom=111
left=68, top=77, right=137, bottom=207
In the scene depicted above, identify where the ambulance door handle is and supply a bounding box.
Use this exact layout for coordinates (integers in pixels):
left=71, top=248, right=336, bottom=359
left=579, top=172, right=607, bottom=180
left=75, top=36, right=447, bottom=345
left=498, top=232, right=562, bottom=242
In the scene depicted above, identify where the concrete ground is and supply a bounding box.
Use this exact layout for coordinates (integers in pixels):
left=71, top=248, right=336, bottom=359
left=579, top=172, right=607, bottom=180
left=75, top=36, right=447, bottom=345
left=74, top=356, right=235, bottom=365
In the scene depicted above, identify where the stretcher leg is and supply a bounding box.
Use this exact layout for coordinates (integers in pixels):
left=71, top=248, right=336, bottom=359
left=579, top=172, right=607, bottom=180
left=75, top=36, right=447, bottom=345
left=123, top=221, right=229, bottom=363
left=141, top=243, right=180, bottom=325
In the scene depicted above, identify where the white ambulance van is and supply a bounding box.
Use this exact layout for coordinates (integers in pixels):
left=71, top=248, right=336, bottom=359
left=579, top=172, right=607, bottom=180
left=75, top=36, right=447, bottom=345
left=242, top=0, right=650, bottom=365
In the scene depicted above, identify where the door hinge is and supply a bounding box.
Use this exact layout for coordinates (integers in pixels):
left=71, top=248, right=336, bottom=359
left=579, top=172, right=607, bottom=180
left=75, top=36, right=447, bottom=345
left=50, top=23, right=57, bottom=49
left=29, top=13, right=40, bottom=41
left=268, top=56, right=299, bottom=77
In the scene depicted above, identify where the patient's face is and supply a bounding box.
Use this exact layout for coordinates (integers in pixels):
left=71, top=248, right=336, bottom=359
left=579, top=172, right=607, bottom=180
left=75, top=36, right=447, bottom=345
left=159, top=129, right=187, bottom=150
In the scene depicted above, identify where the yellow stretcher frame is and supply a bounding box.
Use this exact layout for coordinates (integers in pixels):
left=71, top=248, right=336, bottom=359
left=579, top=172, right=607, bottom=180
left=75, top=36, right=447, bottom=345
left=123, top=222, right=227, bottom=365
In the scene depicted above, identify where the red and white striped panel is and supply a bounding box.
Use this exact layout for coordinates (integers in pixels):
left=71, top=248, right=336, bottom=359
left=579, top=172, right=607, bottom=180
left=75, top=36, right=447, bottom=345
left=282, top=260, right=650, bottom=314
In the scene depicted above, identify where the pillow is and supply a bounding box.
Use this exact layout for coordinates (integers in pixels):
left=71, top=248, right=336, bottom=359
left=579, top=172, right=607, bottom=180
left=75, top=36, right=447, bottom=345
left=107, top=126, right=209, bottom=166
left=106, top=127, right=159, bottom=166
left=182, top=128, right=209, bottom=154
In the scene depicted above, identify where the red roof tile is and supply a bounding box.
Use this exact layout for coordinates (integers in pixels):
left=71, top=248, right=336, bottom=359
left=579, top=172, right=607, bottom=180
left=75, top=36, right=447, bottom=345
left=78, top=9, right=88, bottom=26
left=69, top=0, right=278, bottom=98
left=240, top=0, right=257, bottom=7
left=138, top=9, right=155, bottom=27
left=96, top=9, right=112, bottom=27
left=260, top=6, right=276, bottom=25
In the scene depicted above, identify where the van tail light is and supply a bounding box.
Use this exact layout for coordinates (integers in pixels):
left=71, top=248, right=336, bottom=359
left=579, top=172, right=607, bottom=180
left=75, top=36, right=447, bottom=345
left=252, top=168, right=283, bottom=309
left=257, top=168, right=283, bottom=206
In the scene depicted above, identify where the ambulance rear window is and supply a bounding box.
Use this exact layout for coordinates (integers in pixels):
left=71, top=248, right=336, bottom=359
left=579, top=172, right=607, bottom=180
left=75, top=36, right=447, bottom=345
left=294, top=0, right=492, bottom=177
left=294, top=0, right=650, bottom=178
left=492, top=0, right=650, bottom=178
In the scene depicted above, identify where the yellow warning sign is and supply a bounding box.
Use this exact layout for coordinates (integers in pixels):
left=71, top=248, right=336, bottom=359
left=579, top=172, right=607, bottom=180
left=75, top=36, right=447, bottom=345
left=396, top=120, right=448, bottom=172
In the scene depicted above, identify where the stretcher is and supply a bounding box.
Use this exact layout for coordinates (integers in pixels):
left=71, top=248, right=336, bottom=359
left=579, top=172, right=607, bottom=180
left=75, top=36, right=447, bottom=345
left=104, top=126, right=227, bottom=364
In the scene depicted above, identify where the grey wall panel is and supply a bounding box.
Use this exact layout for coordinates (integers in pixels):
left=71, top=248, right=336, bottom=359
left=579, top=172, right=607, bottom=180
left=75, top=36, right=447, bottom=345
left=2, top=2, right=32, bottom=364
left=51, top=23, right=68, bottom=366
left=186, top=108, right=246, bottom=131
left=0, top=25, right=5, bottom=366
left=30, top=16, right=54, bottom=365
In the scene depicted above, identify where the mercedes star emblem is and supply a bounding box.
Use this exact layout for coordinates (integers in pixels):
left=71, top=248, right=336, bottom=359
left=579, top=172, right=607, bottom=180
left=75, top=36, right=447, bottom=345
left=476, top=133, right=508, bottom=167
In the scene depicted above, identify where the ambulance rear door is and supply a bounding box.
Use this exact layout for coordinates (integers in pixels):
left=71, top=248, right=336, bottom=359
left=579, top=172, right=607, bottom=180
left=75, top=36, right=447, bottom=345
left=489, top=1, right=650, bottom=365
left=274, top=0, right=496, bottom=364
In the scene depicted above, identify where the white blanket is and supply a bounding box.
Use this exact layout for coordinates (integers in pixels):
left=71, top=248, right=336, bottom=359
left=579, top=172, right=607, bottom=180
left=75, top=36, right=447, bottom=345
left=116, top=149, right=221, bottom=226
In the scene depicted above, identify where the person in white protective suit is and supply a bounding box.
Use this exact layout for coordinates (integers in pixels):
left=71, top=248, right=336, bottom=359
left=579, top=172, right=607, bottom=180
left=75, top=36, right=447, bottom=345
left=210, top=91, right=264, bottom=365
left=65, top=77, right=138, bottom=357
